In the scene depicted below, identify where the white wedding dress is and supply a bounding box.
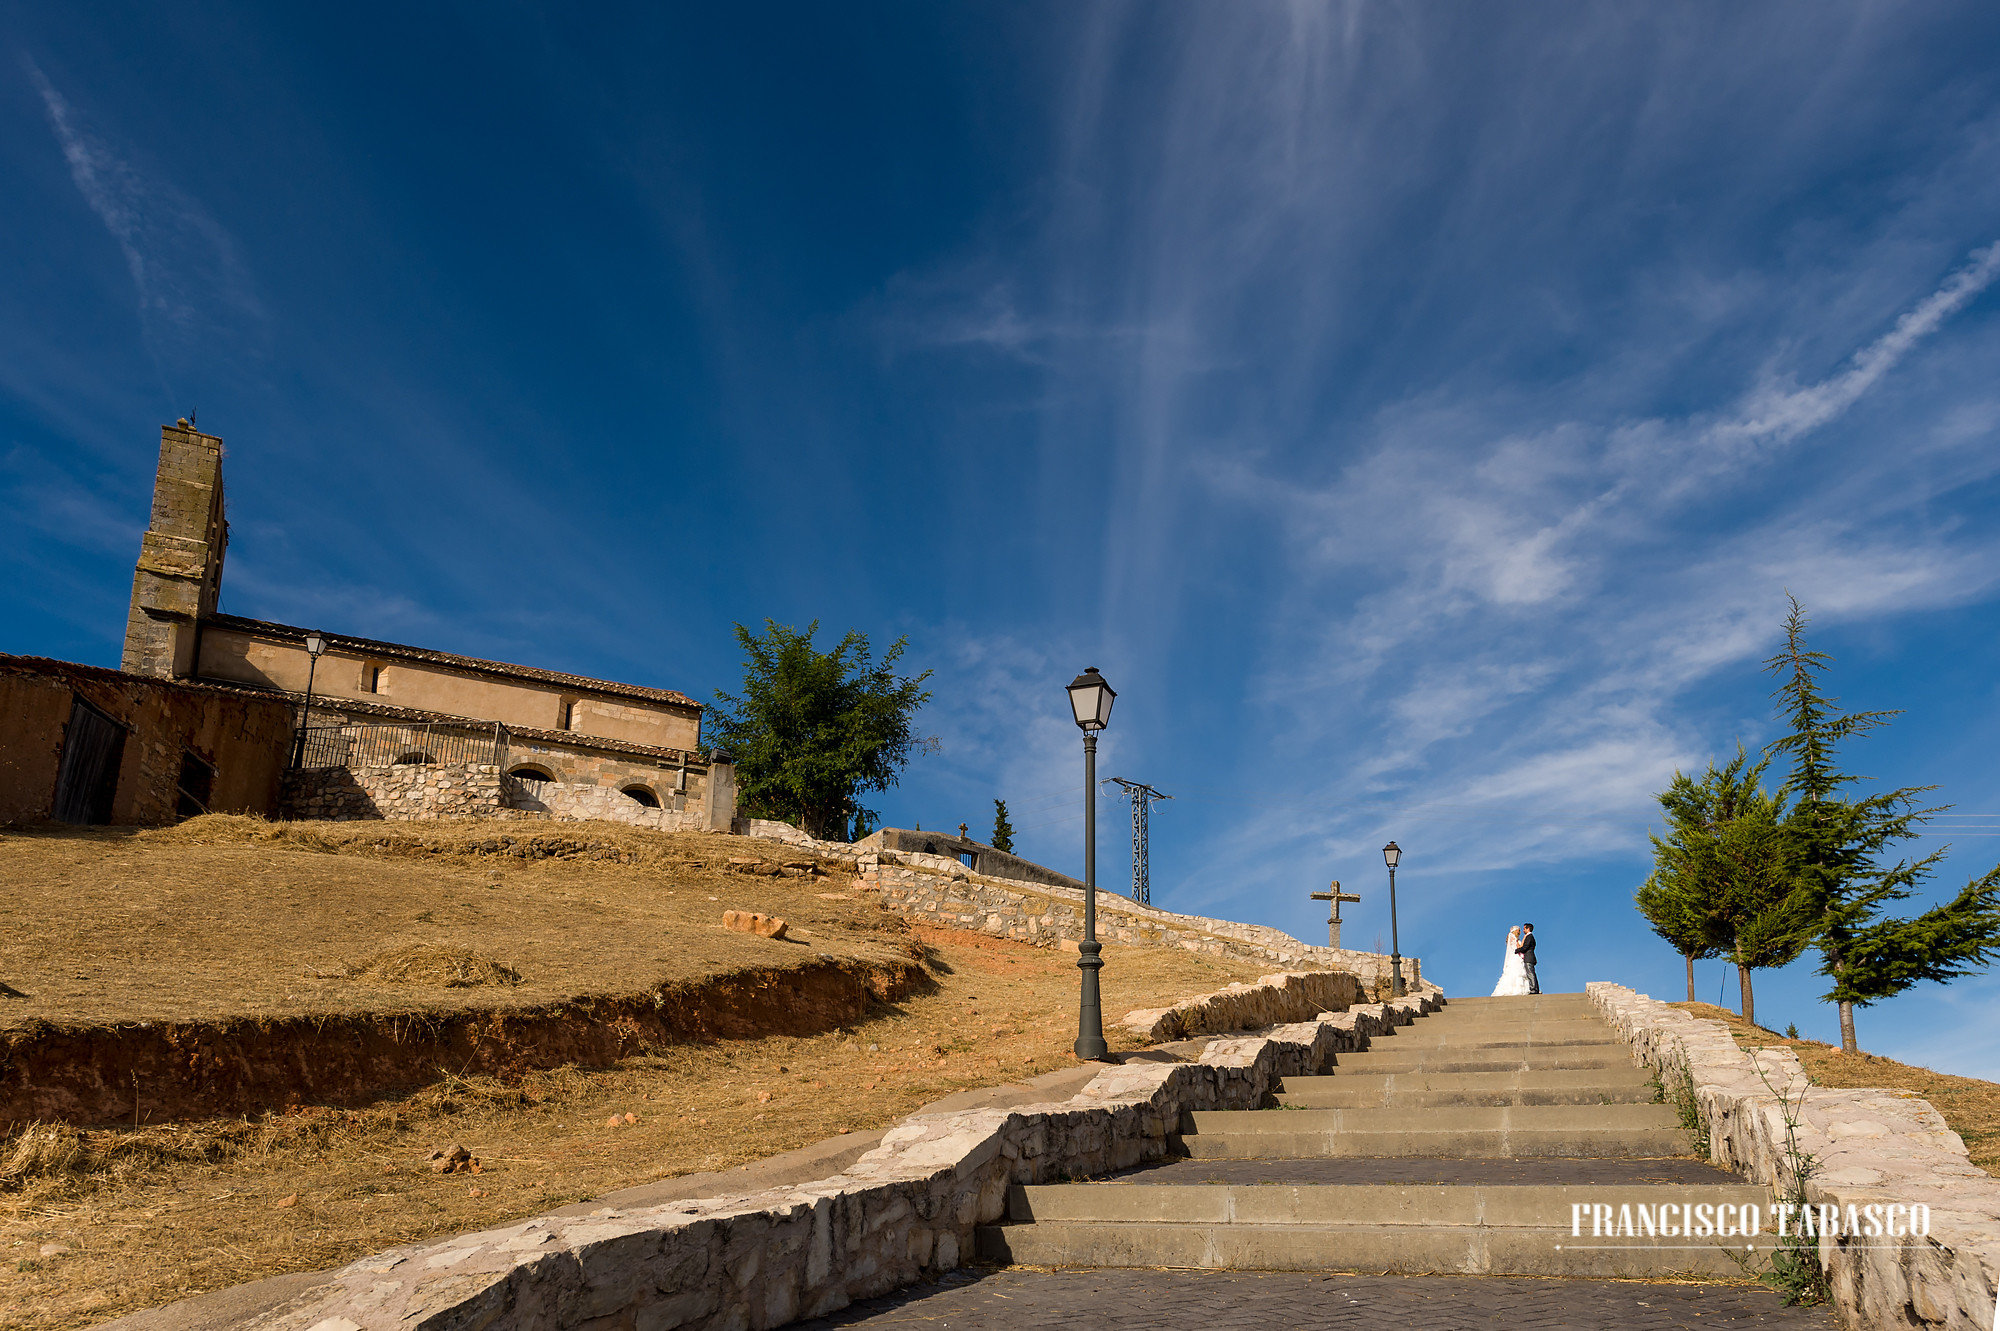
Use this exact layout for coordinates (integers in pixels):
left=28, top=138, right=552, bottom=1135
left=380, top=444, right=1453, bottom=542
left=1492, top=926, right=1532, bottom=996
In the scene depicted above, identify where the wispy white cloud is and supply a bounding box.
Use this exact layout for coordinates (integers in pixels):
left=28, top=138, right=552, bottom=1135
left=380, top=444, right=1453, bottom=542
left=1712, top=242, right=2000, bottom=452
left=879, top=8, right=2000, bottom=1043
left=26, top=59, right=262, bottom=367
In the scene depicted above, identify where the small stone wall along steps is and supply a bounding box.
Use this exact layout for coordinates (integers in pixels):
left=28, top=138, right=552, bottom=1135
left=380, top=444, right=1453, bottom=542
left=978, top=992, right=1770, bottom=1278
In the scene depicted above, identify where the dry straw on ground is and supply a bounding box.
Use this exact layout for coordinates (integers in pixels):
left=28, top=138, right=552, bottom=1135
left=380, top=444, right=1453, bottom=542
left=342, top=945, right=522, bottom=988
left=0, top=818, right=1271, bottom=1331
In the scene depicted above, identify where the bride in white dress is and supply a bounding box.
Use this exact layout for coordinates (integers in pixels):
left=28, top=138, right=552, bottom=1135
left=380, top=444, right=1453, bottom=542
left=1491, top=925, right=1532, bottom=996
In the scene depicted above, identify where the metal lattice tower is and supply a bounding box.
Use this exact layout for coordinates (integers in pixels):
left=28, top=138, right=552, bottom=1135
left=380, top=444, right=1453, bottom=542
left=1106, top=778, right=1172, bottom=905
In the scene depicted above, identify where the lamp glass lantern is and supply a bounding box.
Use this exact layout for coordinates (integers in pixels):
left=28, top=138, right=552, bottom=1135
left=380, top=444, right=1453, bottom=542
left=303, top=631, right=328, bottom=658
left=1067, top=667, right=1116, bottom=731
left=1382, top=840, right=1401, bottom=869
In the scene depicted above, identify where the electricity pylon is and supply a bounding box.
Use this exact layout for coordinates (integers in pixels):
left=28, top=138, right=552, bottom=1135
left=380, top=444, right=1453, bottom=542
left=1106, top=777, right=1172, bottom=906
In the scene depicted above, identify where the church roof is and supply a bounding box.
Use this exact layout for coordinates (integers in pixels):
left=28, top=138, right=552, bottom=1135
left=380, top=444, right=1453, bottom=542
left=203, top=614, right=701, bottom=711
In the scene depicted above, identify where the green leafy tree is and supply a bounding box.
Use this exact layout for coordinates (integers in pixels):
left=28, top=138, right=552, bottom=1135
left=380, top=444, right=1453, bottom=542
left=991, top=799, right=1015, bottom=853
left=1638, top=746, right=1807, bottom=1021
left=1708, top=754, right=1813, bottom=1028
left=707, top=620, right=933, bottom=842
left=1764, top=596, right=2000, bottom=1052
left=1635, top=866, right=1724, bottom=1004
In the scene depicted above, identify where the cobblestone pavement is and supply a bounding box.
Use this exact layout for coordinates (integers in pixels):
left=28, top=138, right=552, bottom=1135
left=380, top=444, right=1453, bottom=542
left=791, top=1268, right=1838, bottom=1329
left=1109, top=1156, right=1741, bottom=1185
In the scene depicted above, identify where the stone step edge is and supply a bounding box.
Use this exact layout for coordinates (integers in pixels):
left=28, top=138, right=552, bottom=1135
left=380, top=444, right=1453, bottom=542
left=1006, top=1182, right=1768, bottom=1225
left=972, top=1221, right=1757, bottom=1277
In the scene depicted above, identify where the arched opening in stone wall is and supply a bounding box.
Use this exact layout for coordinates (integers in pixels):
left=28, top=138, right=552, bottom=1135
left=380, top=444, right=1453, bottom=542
left=508, top=765, right=555, bottom=783
left=393, top=751, right=434, bottom=766
left=621, top=785, right=660, bottom=808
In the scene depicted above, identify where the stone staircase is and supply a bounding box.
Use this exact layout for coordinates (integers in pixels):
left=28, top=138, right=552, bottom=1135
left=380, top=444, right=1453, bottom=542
left=977, top=992, right=1770, bottom=1278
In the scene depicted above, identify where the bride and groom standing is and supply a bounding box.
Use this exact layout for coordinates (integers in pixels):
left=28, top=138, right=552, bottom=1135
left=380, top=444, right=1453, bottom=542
left=1491, top=923, right=1540, bottom=996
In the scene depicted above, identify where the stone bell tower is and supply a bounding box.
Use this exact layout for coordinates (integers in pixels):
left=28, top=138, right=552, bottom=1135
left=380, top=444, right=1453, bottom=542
left=121, top=420, right=227, bottom=679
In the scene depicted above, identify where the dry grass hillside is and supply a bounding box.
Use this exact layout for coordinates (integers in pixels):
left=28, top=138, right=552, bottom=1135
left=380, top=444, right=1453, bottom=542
left=1674, top=1002, right=2000, bottom=1176
left=0, top=816, right=1277, bottom=1331
left=0, top=816, right=920, bottom=1030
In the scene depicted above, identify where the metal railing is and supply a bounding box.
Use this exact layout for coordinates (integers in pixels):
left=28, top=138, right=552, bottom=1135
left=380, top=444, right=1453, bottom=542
left=294, top=720, right=508, bottom=770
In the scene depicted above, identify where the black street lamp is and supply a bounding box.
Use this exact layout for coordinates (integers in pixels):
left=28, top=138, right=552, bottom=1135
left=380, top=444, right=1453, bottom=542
left=1066, top=666, right=1116, bottom=1061
left=291, top=630, right=329, bottom=768
left=1382, top=840, right=1405, bottom=997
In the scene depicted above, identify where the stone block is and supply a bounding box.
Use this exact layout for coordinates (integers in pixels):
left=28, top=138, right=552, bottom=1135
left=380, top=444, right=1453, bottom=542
left=722, top=910, right=788, bottom=940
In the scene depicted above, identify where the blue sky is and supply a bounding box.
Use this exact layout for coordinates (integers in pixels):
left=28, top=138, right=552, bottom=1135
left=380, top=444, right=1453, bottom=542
left=6, top=4, right=2000, bottom=1074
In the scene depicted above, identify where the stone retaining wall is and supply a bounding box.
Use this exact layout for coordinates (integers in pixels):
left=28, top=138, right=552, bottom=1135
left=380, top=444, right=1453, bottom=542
left=252, top=985, right=1445, bottom=1330
left=857, top=850, right=1420, bottom=995
left=280, top=765, right=716, bottom=830
left=280, top=763, right=506, bottom=820
left=504, top=775, right=709, bottom=831
left=1121, top=970, right=1370, bottom=1042
left=1588, top=982, right=2000, bottom=1331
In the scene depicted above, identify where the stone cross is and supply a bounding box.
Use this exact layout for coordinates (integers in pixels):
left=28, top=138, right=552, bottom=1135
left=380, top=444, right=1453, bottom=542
left=1311, top=880, right=1362, bottom=950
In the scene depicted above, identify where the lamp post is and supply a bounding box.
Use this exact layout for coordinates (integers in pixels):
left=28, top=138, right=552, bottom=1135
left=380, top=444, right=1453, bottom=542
left=291, top=631, right=329, bottom=768
left=1066, top=666, right=1116, bottom=1061
left=1382, top=840, right=1405, bottom=997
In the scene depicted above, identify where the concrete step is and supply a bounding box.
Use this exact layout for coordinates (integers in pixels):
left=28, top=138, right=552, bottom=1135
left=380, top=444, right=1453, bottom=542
left=1367, top=1030, right=1622, bottom=1051
left=1333, top=1048, right=1636, bottom=1075
left=978, top=1182, right=1766, bottom=1276
left=1437, top=996, right=1596, bottom=1015
left=1180, top=1127, right=1692, bottom=1159
left=1277, top=1068, right=1657, bottom=1108
left=1190, top=1104, right=1677, bottom=1136
left=1379, top=1015, right=1599, bottom=1029
left=1389, top=1011, right=1608, bottom=1029
left=984, top=1183, right=1768, bottom=1279
left=1384, top=1019, right=1616, bottom=1039
left=1004, top=1181, right=1766, bottom=1227
left=1111, top=1156, right=1742, bottom=1187
left=1283, top=1069, right=1655, bottom=1094
left=1179, top=1104, right=1686, bottom=1159
left=975, top=1220, right=1754, bottom=1277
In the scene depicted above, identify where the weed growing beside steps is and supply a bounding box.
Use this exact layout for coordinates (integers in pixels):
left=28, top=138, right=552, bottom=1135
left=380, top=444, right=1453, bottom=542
left=1728, top=1058, right=1830, bottom=1306
left=1654, top=1050, right=1711, bottom=1159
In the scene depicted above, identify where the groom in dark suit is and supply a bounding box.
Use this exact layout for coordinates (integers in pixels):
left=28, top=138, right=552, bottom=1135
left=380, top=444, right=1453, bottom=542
left=1516, top=923, right=1539, bottom=994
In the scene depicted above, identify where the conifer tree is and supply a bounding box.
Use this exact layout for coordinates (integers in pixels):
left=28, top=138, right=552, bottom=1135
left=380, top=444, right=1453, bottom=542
left=1634, top=867, right=1722, bottom=1004
left=1764, top=596, right=2000, bottom=1052
left=991, top=798, right=1015, bottom=853
left=1638, top=747, right=1806, bottom=1020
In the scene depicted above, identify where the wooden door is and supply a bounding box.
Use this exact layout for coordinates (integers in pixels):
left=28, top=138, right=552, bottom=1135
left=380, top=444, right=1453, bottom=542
left=52, top=695, right=127, bottom=824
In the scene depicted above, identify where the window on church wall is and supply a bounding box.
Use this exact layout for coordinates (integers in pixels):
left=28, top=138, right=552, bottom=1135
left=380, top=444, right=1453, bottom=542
left=361, top=663, right=384, bottom=694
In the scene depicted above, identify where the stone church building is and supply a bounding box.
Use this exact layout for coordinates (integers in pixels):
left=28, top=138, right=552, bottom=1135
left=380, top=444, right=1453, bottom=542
left=2, top=420, right=733, bottom=829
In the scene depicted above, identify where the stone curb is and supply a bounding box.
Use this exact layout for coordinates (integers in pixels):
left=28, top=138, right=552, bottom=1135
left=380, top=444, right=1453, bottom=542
left=239, top=989, right=1445, bottom=1330
left=1120, top=971, right=1374, bottom=1042
left=1587, top=981, right=2000, bottom=1331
